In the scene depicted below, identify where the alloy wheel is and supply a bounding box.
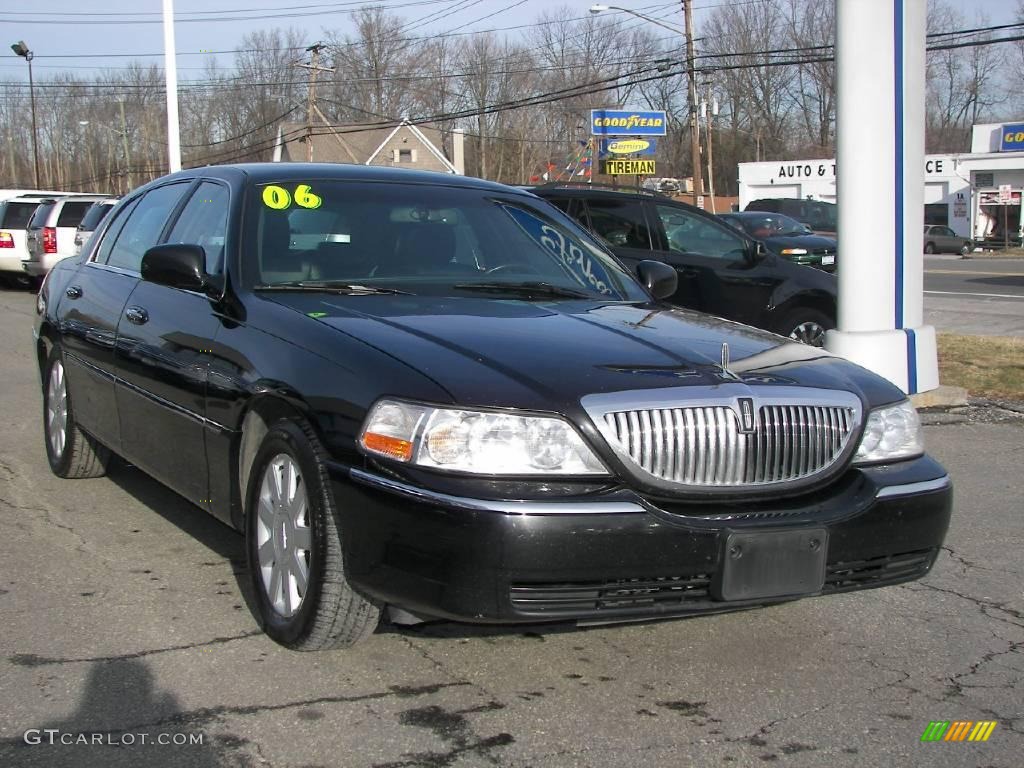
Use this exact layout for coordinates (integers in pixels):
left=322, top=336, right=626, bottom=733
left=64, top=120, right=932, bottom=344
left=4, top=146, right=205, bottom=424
left=47, top=360, right=68, bottom=459
left=789, top=321, right=827, bottom=347
left=256, top=454, right=312, bottom=617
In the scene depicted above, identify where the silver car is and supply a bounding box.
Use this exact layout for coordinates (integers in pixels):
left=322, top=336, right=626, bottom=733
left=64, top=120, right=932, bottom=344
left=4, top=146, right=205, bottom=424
left=23, top=195, right=114, bottom=278
left=923, top=225, right=973, bottom=255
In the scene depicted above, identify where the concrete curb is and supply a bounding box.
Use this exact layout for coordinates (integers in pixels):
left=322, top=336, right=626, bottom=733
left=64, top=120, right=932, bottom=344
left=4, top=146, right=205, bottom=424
left=911, top=385, right=970, bottom=409
left=963, top=251, right=1024, bottom=260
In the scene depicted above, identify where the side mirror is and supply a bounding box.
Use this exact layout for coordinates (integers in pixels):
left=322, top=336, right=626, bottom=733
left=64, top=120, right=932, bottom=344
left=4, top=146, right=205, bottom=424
left=802, top=224, right=813, bottom=234
left=141, top=244, right=208, bottom=292
left=749, top=241, right=769, bottom=261
left=636, top=260, right=678, bottom=300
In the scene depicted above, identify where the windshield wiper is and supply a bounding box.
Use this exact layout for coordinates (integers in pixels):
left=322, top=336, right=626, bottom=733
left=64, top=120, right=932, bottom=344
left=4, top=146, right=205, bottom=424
left=253, top=281, right=412, bottom=295
left=452, top=281, right=593, bottom=299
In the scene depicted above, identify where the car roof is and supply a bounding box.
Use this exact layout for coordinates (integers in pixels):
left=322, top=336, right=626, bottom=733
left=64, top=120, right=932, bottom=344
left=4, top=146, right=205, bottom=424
left=152, top=162, right=520, bottom=195
left=3, top=196, right=52, bottom=204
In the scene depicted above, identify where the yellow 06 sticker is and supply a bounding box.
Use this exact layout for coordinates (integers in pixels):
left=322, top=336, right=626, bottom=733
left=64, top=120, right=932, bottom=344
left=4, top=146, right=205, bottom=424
left=261, top=184, right=323, bottom=210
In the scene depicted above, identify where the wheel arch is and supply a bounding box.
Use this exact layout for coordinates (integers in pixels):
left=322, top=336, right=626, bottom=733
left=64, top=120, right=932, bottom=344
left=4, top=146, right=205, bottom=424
left=233, top=391, right=320, bottom=531
left=770, top=290, right=836, bottom=331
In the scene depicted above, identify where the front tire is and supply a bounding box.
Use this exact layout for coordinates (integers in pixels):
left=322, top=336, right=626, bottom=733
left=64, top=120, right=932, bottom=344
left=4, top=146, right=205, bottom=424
left=959, top=243, right=971, bottom=256
left=779, top=308, right=833, bottom=347
left=245, top=418, right=380, bottom=650
left=43, top=348, right=110, bottom=478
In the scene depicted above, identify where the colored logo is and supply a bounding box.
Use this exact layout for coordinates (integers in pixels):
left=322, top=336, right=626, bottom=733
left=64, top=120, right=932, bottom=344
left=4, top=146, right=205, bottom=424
left=999, top=123, right=1024, bottom=152
left=920, top=721, right=997, bottom=742
left=591, top=110, right=667, bottom=136
left=602, top=139, right=656, bottom=156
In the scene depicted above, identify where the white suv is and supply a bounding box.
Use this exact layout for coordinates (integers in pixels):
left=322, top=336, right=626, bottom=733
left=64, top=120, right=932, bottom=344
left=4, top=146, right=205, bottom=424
left=0, top=195, right=48, bottom=285
left=23, top=195, right=114, bottom=278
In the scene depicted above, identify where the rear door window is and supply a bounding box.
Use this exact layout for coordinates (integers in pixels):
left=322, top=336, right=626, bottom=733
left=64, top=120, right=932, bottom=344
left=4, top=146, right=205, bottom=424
left=56, top=200, right=96, bottom=228
left=582, top=198, right=653, bottom=249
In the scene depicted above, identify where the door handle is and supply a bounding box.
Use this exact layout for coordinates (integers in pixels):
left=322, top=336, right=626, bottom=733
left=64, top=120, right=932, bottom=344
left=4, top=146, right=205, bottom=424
left=125, top=306, right=149, bottom=325
left=66, top=285, right=82, bottom=299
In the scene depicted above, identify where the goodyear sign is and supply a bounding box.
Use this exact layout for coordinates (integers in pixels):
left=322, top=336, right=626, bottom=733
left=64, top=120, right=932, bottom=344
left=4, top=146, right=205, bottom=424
left=601, top=138, right=656, bottom=156
left=591, top=110, right=667, bottom=136
left=605, top=159, right=656, bottom=175
left=999, top=123, right=1024, bottom=152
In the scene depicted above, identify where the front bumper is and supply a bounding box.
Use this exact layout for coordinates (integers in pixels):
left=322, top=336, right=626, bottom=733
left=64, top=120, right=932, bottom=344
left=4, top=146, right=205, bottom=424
left=333, top=456, right=952, bottom=624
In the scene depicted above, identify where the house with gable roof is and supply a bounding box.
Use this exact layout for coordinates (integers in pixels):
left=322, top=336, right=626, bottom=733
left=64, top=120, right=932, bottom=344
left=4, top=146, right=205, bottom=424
left=272, top=119, right=464, bottom=175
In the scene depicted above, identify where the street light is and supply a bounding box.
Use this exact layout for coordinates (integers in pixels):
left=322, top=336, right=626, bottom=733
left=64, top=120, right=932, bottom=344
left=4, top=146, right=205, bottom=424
left=588, top=3, right=703, bottom=201
left=11, top=40, right=41, bottom=188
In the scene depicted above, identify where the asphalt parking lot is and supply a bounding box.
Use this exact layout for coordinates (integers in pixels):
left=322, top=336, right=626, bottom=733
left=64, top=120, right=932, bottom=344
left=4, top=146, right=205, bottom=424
left=0, top=285, right=1021, bottom=768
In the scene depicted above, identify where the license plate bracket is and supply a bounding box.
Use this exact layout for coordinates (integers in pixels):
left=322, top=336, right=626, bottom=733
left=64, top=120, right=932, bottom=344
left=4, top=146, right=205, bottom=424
left=715, top=529, right=827, bottom=601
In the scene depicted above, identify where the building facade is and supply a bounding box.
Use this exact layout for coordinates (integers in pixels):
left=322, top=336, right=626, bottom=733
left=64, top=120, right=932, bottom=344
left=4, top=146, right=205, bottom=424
left=737, top=121, right=1023, bottom=245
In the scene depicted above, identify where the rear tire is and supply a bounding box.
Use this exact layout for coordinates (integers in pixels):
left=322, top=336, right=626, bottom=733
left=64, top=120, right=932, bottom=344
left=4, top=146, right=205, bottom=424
left=43, top=347, right=110, bottom=479
left=779, top=308, right=833, bottom=347
left=245, top=418, right=380, bottom=650
left=924, top=242, right=935, bottom=254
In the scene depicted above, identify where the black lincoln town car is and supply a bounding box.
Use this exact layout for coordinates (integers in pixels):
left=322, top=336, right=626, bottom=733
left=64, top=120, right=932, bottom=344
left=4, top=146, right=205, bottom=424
left=33, top=164, right=952, bottom=650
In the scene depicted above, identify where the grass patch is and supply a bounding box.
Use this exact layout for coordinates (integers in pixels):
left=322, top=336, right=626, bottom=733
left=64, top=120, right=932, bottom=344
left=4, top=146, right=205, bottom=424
left=938, top=333, right=1024, bottom=400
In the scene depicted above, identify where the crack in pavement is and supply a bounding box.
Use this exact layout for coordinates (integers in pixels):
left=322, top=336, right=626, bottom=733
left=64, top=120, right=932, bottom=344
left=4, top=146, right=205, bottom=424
left=8, top=630, right=265, bottom=667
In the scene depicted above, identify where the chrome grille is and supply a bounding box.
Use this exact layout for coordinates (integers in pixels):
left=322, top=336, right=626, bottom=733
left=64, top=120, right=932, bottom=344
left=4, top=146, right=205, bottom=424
left=591, top=390, right=859, bottom=489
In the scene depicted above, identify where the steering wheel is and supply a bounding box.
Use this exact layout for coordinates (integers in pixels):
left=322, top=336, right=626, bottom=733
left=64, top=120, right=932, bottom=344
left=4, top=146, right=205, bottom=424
left=485, top=263, right=540, bottom=275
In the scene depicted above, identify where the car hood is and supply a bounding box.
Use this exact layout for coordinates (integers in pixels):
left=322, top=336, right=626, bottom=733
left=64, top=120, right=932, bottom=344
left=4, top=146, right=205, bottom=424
left=763, top=234, right=837, bottom=252
left=268, top=295, right=903, bottom=412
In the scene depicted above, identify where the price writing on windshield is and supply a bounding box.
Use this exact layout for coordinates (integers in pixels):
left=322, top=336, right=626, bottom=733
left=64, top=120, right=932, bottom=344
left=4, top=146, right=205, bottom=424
left=261, top=184, right=323, bottom=210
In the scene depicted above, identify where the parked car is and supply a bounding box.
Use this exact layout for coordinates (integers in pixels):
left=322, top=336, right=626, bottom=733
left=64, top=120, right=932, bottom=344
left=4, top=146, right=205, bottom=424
left=533, top=184, right=838, bottom=346
left=0, top=195, right=49, bottom=287
left=72, top=198, right=120, bottom=257
left=745, top=198, right=837, bottom=235
left=719, top=211, right=837, bottom=272
left=23, top=194, right=114, bottom=279
left=35, top=163, right=952, bottom=650
left=923, top=224, right=973, bottom=255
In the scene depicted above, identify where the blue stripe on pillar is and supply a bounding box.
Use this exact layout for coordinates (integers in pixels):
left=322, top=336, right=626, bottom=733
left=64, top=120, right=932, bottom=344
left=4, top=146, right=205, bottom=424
left=894, top=0, right=905, bottom=330
left=905, top=328, right=918, bottom=394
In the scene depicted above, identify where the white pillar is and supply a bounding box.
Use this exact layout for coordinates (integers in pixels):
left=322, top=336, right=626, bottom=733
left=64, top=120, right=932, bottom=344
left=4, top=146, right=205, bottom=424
left=825, top=0, right=938, bottom=394
left=163, top=0, right=182, bottom=173
left=451, top=128, right=465, bottom=176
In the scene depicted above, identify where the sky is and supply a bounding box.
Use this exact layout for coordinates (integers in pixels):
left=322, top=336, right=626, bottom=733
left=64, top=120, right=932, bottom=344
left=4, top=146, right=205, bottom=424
left=1, top=0, right=1018, bottom=82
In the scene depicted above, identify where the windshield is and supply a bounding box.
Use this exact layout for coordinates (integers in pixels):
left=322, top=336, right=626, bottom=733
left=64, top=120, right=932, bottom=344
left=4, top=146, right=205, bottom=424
left=733, top=213, right=807, bottom=238
left=245, top=181, right=647, bottom=301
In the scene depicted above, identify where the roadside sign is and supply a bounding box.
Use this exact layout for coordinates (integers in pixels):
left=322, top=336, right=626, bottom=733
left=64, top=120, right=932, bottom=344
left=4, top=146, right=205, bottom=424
left=591, top=110, right=667, bottom=136
left=600, top=138, right=657, bottom=156
left=605, top=159, right=656, bottom=175
left=999, top=123, right=1024, bottom=152
left=998, top=184, right=1013, bottom=204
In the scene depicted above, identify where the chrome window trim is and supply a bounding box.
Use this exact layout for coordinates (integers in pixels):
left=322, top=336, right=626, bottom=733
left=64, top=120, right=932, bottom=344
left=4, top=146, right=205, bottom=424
left=581, top=385, right=863, bottom=494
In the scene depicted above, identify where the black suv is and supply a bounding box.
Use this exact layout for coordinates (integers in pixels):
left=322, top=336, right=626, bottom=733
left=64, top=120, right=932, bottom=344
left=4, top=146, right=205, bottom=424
left=532, top=184, right=837, bottom=346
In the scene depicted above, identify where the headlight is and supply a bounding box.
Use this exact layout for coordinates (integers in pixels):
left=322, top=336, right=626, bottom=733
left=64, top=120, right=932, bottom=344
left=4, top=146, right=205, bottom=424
left=359, top=399, right=607, bottom=475
left=853, top=401, right=923, bottom=464
left=780, top=248, right=809, bottom=255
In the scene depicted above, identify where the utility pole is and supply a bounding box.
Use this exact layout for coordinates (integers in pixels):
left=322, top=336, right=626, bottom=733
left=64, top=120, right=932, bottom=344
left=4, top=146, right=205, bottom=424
left=682, top=0, right=703, bottom=205
left=703, top=84, right=718, bottom=213
left=297, top=43, right=331, bottom=163
left=118, top=98, right=132, bottom=194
